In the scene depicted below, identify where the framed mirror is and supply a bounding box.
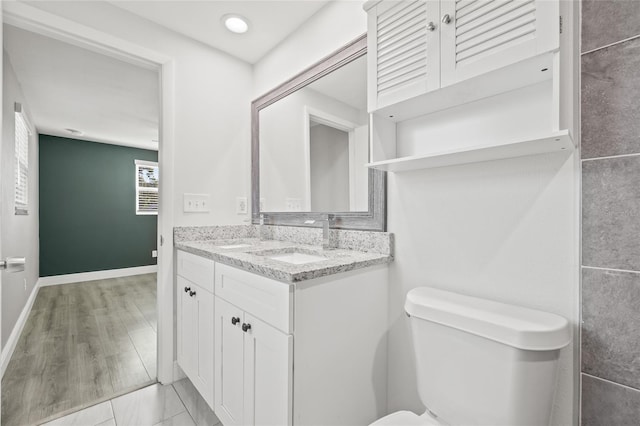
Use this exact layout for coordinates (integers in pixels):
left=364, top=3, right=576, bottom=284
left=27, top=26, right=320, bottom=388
left=252, top=34, right=386, bottom=231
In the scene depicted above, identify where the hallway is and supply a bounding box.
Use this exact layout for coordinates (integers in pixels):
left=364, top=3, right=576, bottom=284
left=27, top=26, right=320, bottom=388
left=1, top=274, right=157, bottom=426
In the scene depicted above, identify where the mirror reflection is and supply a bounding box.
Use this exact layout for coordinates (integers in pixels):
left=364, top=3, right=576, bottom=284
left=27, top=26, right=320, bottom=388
left=259, top=54, right=368, bottom=212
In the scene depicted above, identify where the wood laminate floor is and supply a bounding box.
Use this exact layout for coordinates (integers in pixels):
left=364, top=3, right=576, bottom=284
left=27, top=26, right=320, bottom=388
left=1, top=274, right=157, bottom=426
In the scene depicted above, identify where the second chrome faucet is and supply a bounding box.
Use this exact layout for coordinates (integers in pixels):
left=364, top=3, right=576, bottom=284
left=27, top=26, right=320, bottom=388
left=304, top=214, right=336, bottom=250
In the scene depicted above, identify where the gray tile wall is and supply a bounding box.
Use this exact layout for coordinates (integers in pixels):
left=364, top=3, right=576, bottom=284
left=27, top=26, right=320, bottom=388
left=581, top=1, right=640, bottom=423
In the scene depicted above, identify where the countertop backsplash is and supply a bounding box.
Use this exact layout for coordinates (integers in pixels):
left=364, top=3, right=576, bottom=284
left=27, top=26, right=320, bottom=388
left=174, top=224, right=394, bottom=257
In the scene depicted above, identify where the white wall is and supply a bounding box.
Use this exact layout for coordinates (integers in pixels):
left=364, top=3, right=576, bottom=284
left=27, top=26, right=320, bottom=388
left=26, top=0, right=253, bottom=227
left=1, top=51, right=38, bottom=349
left=386, top=155, right=578, bottom=425
left=260, top=86, right=366, bottom=211
left=253, top=1, right=367, bottom=97
left=253, top=2, right=578, bottom=425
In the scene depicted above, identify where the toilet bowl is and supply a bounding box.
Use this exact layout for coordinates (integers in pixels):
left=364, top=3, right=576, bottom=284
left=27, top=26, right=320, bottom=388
left=371, top=287, right=571, bottom=426
left=372, top=410, right=440, bottom=425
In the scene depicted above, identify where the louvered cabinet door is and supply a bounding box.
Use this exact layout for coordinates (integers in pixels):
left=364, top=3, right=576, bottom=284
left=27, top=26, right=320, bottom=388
left=368, top=0, right=441, bottom=111
left=440, top=0, right=559, bottom=87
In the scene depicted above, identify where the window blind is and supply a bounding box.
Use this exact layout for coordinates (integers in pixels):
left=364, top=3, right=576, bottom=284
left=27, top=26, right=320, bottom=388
left=15, top=103, right=31, bottom=215
left=135, top=159, right=159, bottom=215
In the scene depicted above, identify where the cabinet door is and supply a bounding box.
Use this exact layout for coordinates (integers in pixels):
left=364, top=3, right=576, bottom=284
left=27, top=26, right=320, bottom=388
left=243, top=314, right=293, bottom=426
left=440, top=0, right=559, bottom=87
left=368, top=0, right=441, bottom=111
left=215, top=297, right=245, bottom=426
left=177, top=276, right=197, bottom=380
left=192, top=286, right=214, bottom=409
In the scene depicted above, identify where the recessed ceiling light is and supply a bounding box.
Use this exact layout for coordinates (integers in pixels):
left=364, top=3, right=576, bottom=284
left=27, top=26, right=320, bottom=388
left=65, top=128, right=84, bottom=136
left=222, top=14, right=249, bottom=34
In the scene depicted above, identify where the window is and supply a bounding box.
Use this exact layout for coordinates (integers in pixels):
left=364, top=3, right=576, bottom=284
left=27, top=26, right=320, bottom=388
left=15, top=103, right=31, bottom=215
left=135, top=160, right=159, bottom=215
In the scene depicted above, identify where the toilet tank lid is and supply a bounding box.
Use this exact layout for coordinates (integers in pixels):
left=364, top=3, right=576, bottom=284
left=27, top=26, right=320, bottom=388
left=405, top=287, right=571, bottom=351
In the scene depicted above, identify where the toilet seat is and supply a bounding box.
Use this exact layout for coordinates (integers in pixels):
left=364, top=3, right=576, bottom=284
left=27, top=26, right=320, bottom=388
left=370, top=410, right=441, bottom=426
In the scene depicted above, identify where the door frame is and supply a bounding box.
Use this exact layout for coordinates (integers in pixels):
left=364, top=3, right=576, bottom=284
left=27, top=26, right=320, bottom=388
left=302, top=106, right=359, bottom=211
left=2, top=2, right=176, bottom=384
left=0, top=1, right=4, bottom=417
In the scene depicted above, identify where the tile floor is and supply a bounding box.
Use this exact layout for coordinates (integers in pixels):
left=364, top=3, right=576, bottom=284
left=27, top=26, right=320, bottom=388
left=1, top=274, right=157, bottom=426
left=40, top=380, right=221, bottom=426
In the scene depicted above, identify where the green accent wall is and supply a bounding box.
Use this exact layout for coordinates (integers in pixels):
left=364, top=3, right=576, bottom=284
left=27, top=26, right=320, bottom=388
left=39, top=134, right=158, bottom=277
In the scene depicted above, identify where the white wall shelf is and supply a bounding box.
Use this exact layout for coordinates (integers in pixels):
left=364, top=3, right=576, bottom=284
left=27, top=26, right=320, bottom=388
left=367, top=130, right=573, bottom=173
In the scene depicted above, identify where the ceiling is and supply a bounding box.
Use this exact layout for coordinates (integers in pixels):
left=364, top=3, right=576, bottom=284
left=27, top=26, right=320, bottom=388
left=2, top=1, right=333, bottom=150
left=4, top=24, right=160, bottom=150
left=108, top=0, right=331, bottom=64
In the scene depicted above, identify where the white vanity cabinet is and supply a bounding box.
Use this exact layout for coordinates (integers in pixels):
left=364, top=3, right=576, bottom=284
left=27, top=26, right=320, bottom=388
left=176, top=250, right=215, bottom=409
left=366, top=0, right=560, bottom=111
left=214, top=263, right=293, bottom=426
left=213, top=262, right=388, bottom=426
left=175, top=247, right=388, bottom=426
left=215, top=296, right=293, bottom=426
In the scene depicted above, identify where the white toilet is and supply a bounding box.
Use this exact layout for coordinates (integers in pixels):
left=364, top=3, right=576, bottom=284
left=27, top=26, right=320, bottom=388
left=373, top=287, right=571, bottom=426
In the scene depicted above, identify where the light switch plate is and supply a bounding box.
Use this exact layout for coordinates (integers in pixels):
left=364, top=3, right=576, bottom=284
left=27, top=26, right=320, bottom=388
left=236, top=197, right=248, bottom=214
left=184, top=193, right=211, bottom=213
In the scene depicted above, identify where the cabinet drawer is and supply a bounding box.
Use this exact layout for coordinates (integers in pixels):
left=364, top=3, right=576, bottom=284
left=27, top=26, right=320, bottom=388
left=215, top=263, right=293, bottom=334
left=177, top=250, right=215, bottom=293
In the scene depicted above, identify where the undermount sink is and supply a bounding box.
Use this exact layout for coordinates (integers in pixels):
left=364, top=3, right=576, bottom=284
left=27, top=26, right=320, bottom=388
left=267, top=252, right=329, bottom=265
left=216, top=243, right=253, bottom=249
left=252, top=248, right=329, bottom=265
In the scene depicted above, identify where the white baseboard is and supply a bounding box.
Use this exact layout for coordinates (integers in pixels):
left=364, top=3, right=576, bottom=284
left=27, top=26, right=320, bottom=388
left=1, top=280, right=41, bottom=378
left=173, top=361, right=186, bottom=382
left=38, top=265, right=158, bottom=287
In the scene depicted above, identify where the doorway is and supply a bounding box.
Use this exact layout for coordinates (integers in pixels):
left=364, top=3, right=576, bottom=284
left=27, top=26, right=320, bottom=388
left=303, top=107, right=369, bottom=212
left=0, top=9, right=174, bottom=425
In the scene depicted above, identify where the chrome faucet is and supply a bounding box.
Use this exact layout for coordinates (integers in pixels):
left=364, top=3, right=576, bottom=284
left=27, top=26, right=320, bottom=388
left=259, top=213, right=269, bottom=240
left=322, top=214, right=336, bottom=250
left=304, top=214, right=336, bottom=249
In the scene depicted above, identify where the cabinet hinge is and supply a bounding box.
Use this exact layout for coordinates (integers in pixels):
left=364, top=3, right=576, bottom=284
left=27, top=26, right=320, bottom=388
left=559, top=16, right=563, bottom=34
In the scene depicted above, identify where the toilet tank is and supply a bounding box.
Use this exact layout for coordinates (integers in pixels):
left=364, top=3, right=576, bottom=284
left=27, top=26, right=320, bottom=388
left=405, top=288, right=571, bottom=426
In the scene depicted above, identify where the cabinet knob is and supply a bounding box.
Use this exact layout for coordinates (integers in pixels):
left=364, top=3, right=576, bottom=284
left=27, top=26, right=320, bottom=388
left=441, top=14, right=451, bottom=24
left=427, top=21, right=436, bottom=31
left=184, top=286, right=191, bottom=293
left=242, top=323, right=252, bottom=332
left=189, top=290, right=196, bottom=297
left=231, top=317, right=240, bottom=325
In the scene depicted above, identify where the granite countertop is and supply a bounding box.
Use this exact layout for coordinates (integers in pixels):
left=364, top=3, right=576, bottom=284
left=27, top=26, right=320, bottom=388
left=175, top=238, right=392, bottom=283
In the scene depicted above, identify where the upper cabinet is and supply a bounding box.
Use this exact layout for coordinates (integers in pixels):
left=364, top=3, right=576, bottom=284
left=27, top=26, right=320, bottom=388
left=368, top=0, right=559, bottom=110
left=368, top=0, right=439, bottom=111
left=439, top=0, right=558, bottom=87
left=364, top=0, right=579, bottom=172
